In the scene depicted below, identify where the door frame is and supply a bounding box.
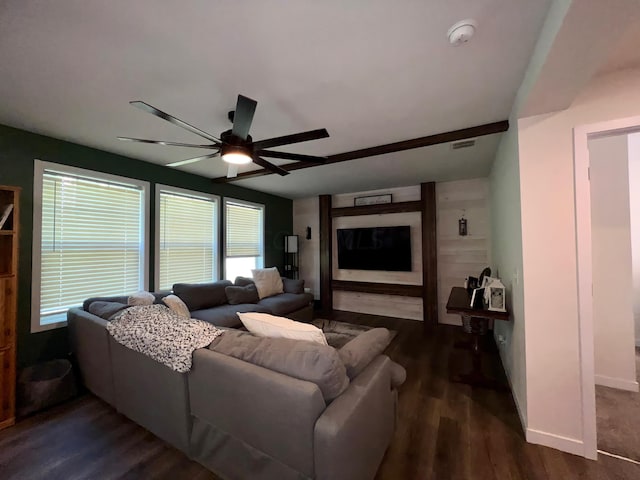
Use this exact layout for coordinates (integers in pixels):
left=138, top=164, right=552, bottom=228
left=574, top=114, right=640, bottom=460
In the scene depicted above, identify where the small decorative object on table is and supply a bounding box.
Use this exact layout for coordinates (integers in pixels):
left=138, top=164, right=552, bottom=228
left=483, top=277, right=506, bottom=312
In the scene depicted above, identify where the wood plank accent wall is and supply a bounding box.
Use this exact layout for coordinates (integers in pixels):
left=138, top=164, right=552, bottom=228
left=319, top=195, right=332, bottom=312
left=320, top=183, right=437, bottom=328
left=422, top=183, right=438, bottom=327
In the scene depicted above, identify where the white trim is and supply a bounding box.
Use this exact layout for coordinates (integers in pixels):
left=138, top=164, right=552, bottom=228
left=31, top=160, right=150, bottom=333
left=573, top=114, right=640, bottom=461
left=594, top=374, right=640, bottom=392
left=154, top=184, right=220, bottom=289
left=495, top=341, right=527, bottom=432
left=598, top=449, right=640, bottom=465
left=526, top=428, right=585, bottom=458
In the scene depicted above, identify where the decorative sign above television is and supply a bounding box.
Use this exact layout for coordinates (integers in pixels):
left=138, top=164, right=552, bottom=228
left=353, top=194, right=392, bottom=206
left=337, top=226, right=411, bottom=272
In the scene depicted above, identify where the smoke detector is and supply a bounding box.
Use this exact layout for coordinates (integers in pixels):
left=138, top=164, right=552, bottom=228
left=447, top=19, right=477, bottom=46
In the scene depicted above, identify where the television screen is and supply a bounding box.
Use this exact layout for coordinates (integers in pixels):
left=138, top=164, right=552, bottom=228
left=337, top=226, right=412, bottom=272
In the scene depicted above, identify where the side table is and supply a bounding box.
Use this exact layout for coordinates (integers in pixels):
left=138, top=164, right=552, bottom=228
left=446, top=287, right=510, bottom=389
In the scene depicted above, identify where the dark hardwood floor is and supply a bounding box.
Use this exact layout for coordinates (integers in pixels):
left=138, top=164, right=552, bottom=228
left=1, top=312, right=638, bottom=480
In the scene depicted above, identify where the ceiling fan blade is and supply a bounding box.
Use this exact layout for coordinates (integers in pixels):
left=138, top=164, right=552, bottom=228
left=231, top=94, right=257, bottom=140
left=166, top=151, right=220, bottom=167
left=252, top=155, right=290, bottom=176
left=251, top=128, right=329, bottom=150
left=130, top=101, right=220, bottom=143
left=258, top=149, right=327, bottom=164
left=227, top=164, right=239, bottom=178
left=117, top=137, right=219, bottom=148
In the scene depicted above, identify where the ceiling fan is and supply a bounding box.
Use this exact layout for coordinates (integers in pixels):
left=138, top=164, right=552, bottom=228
left=118, top=94, right=330, bottom=178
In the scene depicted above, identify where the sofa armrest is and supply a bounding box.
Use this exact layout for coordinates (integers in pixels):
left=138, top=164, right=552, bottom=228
left=67, top=308, right=116, bottom=406
left=314, top=355, right=395, bottom=480
left=189, top=348, right=326, bottom=477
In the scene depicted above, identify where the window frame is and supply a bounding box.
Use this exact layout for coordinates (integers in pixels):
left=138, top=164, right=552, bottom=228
left=223, top=197, right=265, bottom=280
left=154, top=184, right=220, bottom=290
left=31, top=160, right=150, bottom=333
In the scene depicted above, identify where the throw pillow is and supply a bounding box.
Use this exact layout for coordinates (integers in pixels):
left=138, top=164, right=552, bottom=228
left=238, top=312, right=328, bottom=346
left=211, top=329, right=348, bottom=401
left=88, top=301, right=130, bottom=320
left=128, top=291, right=155, bottom=306
left=162, top=294, right=190, bottom=319
left=282, top=278, right=304, bottom=294
left=251, top=267, right=284, bottom=299
left=234, top=276, right=255, bottom=287
left=225, top=284, right=260, bottom=305
left=338, top=328, right=392, bottom=379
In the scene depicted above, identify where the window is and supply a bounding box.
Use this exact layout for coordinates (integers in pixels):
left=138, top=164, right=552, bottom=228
left=32, top=161, right=149, bottom=332
left=224, top=198, right=264, bottom=280
left=156, top=186, right=219, bottom=290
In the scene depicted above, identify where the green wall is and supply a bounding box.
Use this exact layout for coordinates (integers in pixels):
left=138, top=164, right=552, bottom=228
left=0, top=124, right=292, bottom=367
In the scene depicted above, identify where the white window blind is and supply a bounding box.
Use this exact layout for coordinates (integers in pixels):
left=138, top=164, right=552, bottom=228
left=39, top=170, right=145, bottom=325
left=224, top=199, right=264, bottom=279
left=225, top=201, right=263, bottom=257
left=158, top=188, right=218, bottom=290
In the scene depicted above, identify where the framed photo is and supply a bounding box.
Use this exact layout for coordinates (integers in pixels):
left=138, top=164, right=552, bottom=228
left=354, top=194, right=392, bottom=206
left=487, top=285, right=506, bottom=312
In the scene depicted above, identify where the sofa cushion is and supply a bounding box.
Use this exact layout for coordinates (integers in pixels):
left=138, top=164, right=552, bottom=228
left=173, top=280, right=232, bottom=311
left=128, top=291, right=156, bottom=306
left=88, top=301, right=130, bottom=320
left=83, top=292, right=169, bottom=312
left=210, top=329, right=349, bottom=401
left=234, top=276, right=255, bottom=287
left=338, top=328, right=392, bottom=379
left=238, top=312, right=327, bottom=345
left=190, top=303, right=271, bottom=328
left=282, top=278, right=304, bottom=294
left=257, top=292, right=313, bottom=316
left=162, top=294, right=190, bottom=319
left=251, top=267, right=284, bottom=299
left=225, top=284, right=259, bottom=305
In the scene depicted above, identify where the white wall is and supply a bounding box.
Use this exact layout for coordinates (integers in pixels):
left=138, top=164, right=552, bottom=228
left=292, top=197, right=320, bottom=299
left=490, top=118, right=527, bottom=427
left=628, top=133, right=640, bottom=347
left=588, top=135, right=638, bottom=391
left=437, top=178, right=492, bottom=326
left=518, top=67, right=640, bottom=450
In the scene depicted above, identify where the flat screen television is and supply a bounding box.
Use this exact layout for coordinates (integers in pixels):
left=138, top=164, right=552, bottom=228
left=337, top=226, right=412, bottom=272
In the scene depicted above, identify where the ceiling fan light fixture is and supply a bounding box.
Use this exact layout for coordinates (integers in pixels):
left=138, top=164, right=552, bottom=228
left=221, top=144, right=252, bottom=164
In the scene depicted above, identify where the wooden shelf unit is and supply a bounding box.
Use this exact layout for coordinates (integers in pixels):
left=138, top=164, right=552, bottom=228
left=0, top=185, right=19, bottom=430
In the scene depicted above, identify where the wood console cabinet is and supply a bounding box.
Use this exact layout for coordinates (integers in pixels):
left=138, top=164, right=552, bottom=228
left=0, top=186, right=19, bottom=430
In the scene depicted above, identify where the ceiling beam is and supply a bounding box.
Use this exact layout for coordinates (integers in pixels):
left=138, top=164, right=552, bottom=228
left=212, top=120, right=509, bottom=183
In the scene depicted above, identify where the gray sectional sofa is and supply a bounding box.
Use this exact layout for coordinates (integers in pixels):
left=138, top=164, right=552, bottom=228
left=67, top=279, right=403, bottom=480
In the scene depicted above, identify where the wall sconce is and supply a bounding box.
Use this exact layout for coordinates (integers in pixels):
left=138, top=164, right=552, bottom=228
left=458, top=216, right=468, bottom=236
left=306, top=226, right=312, bottom=240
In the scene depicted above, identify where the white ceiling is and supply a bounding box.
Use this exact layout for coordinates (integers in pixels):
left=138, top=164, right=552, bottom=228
left=0, top=0, right=552, bottom=199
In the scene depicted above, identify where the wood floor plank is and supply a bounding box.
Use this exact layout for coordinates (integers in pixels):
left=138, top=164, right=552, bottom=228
left=0, top=312, right=638, bottom=479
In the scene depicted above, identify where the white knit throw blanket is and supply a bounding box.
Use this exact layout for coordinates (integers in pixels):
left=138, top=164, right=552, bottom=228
left=107, top=304, right=224, bottom=373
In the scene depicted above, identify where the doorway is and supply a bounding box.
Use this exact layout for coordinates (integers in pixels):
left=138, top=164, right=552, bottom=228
left=574, top=116, right=640, bottom=461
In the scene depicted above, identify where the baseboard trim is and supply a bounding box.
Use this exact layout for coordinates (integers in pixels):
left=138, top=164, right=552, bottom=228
left=595, top=374, right=639, bottom=392
left=494, top=339, right=527, bottom=432
left=526, top=429, right=584, bottom=457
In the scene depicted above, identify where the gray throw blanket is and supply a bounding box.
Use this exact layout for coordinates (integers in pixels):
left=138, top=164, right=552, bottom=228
left=107, top=304, right=224, bottom=373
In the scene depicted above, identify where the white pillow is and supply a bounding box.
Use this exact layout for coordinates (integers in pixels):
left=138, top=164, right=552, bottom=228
left=251, top=267, right=284, bottom=299
left=128, top=291, right=155, bottom=306
left=237, top=312, right=328, bottom=346
left=162, top=294, right=190, bottom=319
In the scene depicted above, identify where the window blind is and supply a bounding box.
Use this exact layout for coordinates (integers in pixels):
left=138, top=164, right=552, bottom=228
left=225, top=201, right=263, bottom=258
left=158, top=190, right=217, bottom=290
left=40, top=172, right=144, bottom=323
